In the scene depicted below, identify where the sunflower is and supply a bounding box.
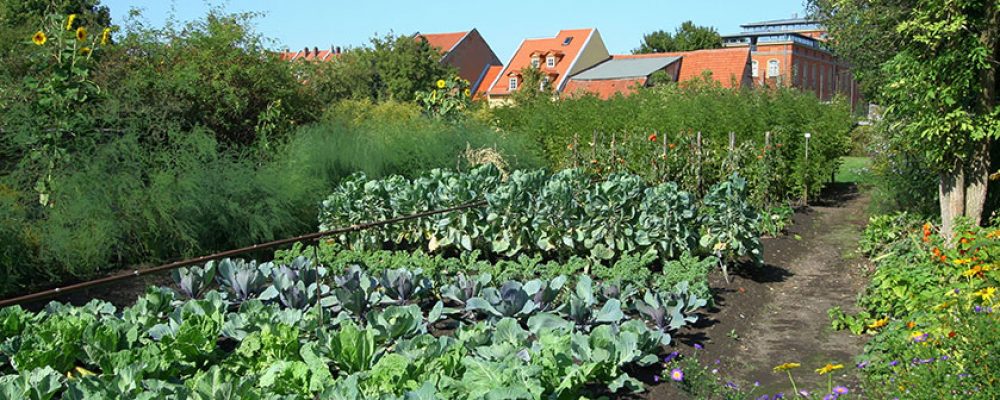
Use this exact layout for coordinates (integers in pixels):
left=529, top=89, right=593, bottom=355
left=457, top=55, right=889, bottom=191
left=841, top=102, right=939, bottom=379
left=101, top=28, right=111, bottom=45
left=32, top=31, right=47, bottom=46
left=773, top=362, right=800, bottom=372
left=76, top=26, right=87, bottom=42
left=815, top=363, right=844, bottom=375
left=867, top=317, right=888, bottom=329
left=463, top=88, right=471, bottom=97
left=66, top=14, right=77, bottom=30
left=436, top=79, right=446, bottom=89
left=80, top=47, right=91, bottom=56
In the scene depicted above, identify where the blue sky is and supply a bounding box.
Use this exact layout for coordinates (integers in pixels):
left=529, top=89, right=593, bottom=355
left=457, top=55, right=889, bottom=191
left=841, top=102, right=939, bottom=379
left=102, top=1, right=810, bottom=61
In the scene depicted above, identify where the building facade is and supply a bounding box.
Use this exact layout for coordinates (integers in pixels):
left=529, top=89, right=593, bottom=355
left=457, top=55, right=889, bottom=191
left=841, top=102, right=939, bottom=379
left=722, top=18, right=862, bottom=108
left=419, top=29, right=503, bottom=94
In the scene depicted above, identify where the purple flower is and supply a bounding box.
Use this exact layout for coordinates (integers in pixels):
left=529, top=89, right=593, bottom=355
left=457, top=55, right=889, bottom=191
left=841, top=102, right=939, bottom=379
left=714, top=359, right=721, bottom=365
left=889, top=360, right=900, bottom=367
left=941, top=355, right=950, bottom=361
left=799, top=390, right=810, bottom=397
left=754, top=381, right=761, bottom=387
left=757, top=396, right=770, bottom=400
left=989, top=307, right=994, bottom=313
left=912, top=333, right=929, bottom=343
left=664, top=351, right=679, bottom=363
left=857, top=360, right=869, bottom=369
left=975, top=305, right=983, bottom=313
left=725, top=381, right=738, bottom=389
left=694, top=343, right=704, bottom=350
left=670, top=368, right=684, bottom=382
left=834, top=386, right=849, bottom=395
left=654, top=375, right=660, bottom=382
left=823, top=394, right=836, bottom=400
left=775, top=394, right=784, bottom=399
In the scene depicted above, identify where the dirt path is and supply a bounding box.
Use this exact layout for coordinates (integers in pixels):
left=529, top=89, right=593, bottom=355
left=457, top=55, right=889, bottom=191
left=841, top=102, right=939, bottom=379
left=646, top=184, right=872, bottom=398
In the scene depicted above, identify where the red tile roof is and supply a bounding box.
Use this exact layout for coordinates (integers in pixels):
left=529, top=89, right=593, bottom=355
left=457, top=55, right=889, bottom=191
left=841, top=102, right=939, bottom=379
left=420, top=31, right=469, bottom=55
left=475, top=65, right=503, bottom=99
left=618, top=48, right=750, bottom=88
left=488, top=29, right=595, bottom=96
left=563, top=78, right=647, bottom=99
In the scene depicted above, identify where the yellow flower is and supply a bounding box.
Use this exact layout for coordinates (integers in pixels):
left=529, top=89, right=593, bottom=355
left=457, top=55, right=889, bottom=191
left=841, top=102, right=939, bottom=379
left=815, top=363, right=844, bottom=375
left=76, top=26, right=87, bottom=42
left=436, top=79, right=446, bottom=89
left=975, top=287, right=996, bottom=303
left=66, top=14, right=77, bottom=30
left=773, top=362, right=801, bottom=372
left=80, top=47, right=91, bottom=56
left=32, top=31, right=47, bottom=46
left=867, top=317, right=888, bottom=329
left=962, top=265, right=983, bottom=278
left=464, top=88, right=471, bottom=97
left=101, top=27, right=111, bottom=45
left=953, top=258, right=973, bottom=266
left=713, top=242, right=728, bottom=252
left=909, top=331, right=925, bottom=341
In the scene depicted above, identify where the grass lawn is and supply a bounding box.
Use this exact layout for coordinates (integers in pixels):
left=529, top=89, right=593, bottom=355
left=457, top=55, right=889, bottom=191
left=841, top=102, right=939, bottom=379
left=835, top=156, right=872, bottom=184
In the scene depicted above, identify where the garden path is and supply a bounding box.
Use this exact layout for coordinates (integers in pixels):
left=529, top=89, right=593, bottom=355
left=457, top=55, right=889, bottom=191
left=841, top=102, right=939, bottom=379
left=647, top=184, right=872, bottom=398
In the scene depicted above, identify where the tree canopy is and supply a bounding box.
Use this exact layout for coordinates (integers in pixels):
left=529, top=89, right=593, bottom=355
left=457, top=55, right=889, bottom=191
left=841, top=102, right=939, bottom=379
left=811, top=0, right=1000, bottom=237
left=634, top=21, right=721, bottom=54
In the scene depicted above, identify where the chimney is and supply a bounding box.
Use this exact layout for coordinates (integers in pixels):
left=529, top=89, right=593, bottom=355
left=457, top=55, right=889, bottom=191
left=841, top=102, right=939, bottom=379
left=314, top=46, right=320, bottom=56
left=303, top=47, right=310, bottom=57
left=336, top=46, right=342, bottom=54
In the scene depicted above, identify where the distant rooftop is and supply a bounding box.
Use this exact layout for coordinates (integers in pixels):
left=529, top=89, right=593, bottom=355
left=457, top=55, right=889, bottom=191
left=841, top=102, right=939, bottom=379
left=740, top=17, right=815, bottom=28
left=572, top=56, right=681, bottom=81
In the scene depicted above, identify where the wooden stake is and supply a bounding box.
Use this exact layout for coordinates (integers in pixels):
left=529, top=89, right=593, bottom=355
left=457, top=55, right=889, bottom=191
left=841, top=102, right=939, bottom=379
left=573, top=132, right=579, bottom=168
left=696, top=131, right=703, bottom=195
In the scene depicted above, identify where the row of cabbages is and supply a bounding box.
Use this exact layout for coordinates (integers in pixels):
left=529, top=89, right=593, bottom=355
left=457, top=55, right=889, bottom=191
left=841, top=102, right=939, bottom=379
left=0, top=257, right=707, bottom=399
left=319, top=166, right=762, bottom=269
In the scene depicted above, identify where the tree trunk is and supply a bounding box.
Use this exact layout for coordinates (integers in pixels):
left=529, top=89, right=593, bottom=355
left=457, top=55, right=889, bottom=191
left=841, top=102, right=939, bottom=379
left=939, top=161, right=965, bottom=241
left=966, top=139, right=990, bottom=226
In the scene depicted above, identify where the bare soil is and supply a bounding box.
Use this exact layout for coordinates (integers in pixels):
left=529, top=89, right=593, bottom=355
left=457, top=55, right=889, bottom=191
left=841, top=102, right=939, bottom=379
left=643, top=183, right=872, bottom=398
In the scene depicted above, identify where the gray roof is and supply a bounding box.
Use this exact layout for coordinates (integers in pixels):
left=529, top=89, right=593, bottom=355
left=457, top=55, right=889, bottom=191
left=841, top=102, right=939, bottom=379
left=740, top=18, right=816, bottom=27
left=571, top=56, right=681, bottom=81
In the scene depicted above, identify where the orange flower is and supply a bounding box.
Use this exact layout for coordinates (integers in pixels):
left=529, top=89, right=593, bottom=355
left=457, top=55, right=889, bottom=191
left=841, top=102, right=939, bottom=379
left=922, top=223, right=932, bottom=242
left=668, top=143, right=676, bottom=150
left=906, top=321, right=916, bottom=329
left=776, top=143, right=783, bottom=148
left=757, top=155, right=763, bottom=160
left=648, top=133, right=657, bottom=142
left=948, top=331, right=957, bottom=338
left=932, top=247, right=942, bottom=257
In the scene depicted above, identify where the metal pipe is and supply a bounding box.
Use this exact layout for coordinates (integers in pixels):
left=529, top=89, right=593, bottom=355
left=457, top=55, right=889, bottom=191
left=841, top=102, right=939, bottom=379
left=0, top=200, right=487, bottom=308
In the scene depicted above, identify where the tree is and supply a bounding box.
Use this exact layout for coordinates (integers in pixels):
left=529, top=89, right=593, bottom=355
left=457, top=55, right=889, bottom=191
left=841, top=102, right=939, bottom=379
left=634, top=21, right=721, bottom=54
left=811, top=0, right=1000, bottom=239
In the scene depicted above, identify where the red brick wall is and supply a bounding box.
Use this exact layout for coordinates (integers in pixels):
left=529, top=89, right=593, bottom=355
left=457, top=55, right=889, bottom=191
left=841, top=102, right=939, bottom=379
left=750, top=42, right=862, bottom=108
left=442, top=30, right=502, bottom=90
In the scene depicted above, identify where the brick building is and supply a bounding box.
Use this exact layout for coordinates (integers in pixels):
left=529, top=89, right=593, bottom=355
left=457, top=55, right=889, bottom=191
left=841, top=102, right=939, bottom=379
left=419, top=29, right=503, bottom=94
left=722, top=18, right=862, bottom=108
left=484, top=29, right=752, bottom=103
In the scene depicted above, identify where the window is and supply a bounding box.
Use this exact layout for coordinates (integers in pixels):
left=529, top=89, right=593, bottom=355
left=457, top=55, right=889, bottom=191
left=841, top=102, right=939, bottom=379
left=767, top=59, right=780, bottom=77
left=546, top=56, right=556, bottom=68
left=531, top=57, right=540, bottom=68
left=540, top=76, right=549, bottom=91
left=509, top=77, right=518, bottom=91
left=562, top=36, right=573, bottom=46
left=751, top=60, right=759, bottom=77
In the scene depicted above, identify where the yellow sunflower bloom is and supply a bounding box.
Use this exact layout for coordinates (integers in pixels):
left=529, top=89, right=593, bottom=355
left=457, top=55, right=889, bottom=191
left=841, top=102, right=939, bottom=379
left=436, top=79, right=446, bottom=89
left=101, top=28, right=111, bottom=45
left=463, top=88, right=471, bottom=97
left=815, top=363, right=844, bottom=375
left=66, top=14, right=77, bottom=30
left=80, top=47, right=91, bottom=56
left=773, top=362, right=800, bottom=372
left=962, top=265, right=983, bottom=278
left=867, top=317, right=888, bottom=329
left=32, top=31, right=47, bottom=46
left=76, top=26, right=87, bottom=42
left=975, top=287, right=996, bottom=303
